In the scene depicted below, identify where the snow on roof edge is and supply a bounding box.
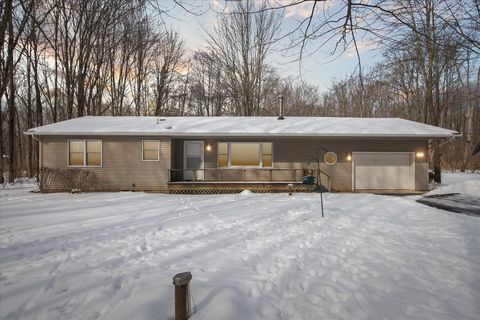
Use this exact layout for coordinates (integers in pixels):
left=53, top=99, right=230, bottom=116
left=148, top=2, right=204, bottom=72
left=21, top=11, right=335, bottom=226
left=25, top=131, right=458, bottom=138
left=25, top=116, right=459, bottom=138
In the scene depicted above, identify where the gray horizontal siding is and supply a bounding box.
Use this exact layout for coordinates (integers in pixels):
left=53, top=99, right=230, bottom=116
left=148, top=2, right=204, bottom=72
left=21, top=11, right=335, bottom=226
left=173, top=137, right=429, bottom=191
left=40, top=135, right=428, bottom=192
left=41, top=136, right=171, bottom=192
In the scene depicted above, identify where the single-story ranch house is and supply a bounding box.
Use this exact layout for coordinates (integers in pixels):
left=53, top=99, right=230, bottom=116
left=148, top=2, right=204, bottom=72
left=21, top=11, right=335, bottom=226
left=26, top=116, right=458, bottom=194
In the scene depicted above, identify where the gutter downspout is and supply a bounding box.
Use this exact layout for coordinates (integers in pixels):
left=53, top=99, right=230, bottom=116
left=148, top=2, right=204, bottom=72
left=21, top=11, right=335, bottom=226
left=429, top=134, right=459, bottom=149
left=427, top=134, right=460, bottom=182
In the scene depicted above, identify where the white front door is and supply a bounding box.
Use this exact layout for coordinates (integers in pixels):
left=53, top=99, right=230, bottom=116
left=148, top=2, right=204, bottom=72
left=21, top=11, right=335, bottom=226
left=184, top=141, right=204, bottom=181
left=354, top=152, right=415, bottom=190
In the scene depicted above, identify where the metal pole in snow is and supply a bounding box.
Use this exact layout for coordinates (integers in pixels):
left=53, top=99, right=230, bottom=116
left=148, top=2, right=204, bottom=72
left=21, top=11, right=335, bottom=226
left=317, top=149, right=325, bottom=218
left=173, top=271, right=192, bottom=320
left=318, top=168, right=324, bottom=218
left=320, top=191, right=324, bottom=218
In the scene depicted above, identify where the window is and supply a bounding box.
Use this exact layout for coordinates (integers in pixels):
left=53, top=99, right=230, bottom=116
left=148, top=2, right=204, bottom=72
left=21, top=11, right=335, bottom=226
left=217, top=142, right=273, bottom=168
left=262, top=142, right=272, bottom=167
left=324, top=151, right=337, bottom=165
left=68, top=140, right=102, bottom=167
left=218, top=142, right=228, bottom=168
left=231, top=143, right=260, bottom=166
left=143, top=140, right=160, bottom=161
left=86, top=141, right=102, bottom=166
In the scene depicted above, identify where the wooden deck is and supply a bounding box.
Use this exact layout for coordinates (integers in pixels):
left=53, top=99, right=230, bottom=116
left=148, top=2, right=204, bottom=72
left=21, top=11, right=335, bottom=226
left=168, top=168, right=331, bottom=194
left=167, top=181, right=318, bottom=195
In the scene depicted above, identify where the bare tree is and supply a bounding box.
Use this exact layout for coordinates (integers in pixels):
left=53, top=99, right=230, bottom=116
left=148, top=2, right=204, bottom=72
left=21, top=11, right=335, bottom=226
left=206, top=0, right=281, bottom=116
left=153, top=29, right=184, bottom=116
left=2, top=0, right=478, bottom=182
left=132, top=15, right=156, bottom=116
left=188, top=50, right=226, bottom=116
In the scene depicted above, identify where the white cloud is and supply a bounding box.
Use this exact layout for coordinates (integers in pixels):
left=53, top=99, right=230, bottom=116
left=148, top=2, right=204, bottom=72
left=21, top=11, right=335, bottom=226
left=345, top=39, right=379, bottom=58
left=209, top=0, right=231, bottom=13
left=282, top=0, right=334, bottom=18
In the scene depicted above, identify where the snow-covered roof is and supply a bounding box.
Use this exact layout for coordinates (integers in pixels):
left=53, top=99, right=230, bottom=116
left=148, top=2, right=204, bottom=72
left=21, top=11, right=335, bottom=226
left=26, top=116, right=459, bottom=138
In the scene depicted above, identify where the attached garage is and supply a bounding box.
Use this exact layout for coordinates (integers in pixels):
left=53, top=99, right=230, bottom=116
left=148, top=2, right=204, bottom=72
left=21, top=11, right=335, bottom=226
left=353, top=152, right=415, bottom=190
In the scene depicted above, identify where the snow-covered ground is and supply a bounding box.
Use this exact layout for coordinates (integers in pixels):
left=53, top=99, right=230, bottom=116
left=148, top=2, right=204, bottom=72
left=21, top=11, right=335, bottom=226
left=428, top=172, right=480, bottom=196
left=1, top=174, right=479, bottom=320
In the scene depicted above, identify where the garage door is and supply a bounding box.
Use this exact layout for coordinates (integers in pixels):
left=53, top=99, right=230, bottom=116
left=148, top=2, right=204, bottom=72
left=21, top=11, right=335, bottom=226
left=354, top=152, right=415, bottom=190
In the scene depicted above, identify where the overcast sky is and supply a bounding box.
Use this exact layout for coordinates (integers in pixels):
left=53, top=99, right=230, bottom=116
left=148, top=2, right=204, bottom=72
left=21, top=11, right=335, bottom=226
left=159, top=0, right=382, bottom=92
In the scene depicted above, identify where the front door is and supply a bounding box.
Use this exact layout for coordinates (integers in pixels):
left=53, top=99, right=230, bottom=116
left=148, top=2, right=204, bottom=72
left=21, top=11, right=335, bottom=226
left=184, top=141, right=204, bottom=181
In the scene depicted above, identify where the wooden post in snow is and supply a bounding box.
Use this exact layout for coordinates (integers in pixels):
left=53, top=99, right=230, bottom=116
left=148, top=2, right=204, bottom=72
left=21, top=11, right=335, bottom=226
left=173, top=271, right=192, bottom=320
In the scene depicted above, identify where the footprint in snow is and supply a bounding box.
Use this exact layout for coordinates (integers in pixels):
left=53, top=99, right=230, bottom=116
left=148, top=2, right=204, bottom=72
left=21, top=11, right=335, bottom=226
left=113, top=276, right=124, bottom=290
left=248, top=287, right=260, bottom=298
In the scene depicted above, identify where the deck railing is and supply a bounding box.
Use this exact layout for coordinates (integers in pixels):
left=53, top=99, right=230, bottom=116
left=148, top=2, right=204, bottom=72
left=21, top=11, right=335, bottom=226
left=168, top=168, right=331, bottom=191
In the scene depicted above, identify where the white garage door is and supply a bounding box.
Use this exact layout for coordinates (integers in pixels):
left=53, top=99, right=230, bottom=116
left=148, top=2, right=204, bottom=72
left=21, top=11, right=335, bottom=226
left=354, top=152, right=415, bottom=190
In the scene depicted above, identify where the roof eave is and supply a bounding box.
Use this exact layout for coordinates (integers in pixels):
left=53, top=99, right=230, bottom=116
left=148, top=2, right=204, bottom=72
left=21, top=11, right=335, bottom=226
left=25, top=131, right=459, bottom=139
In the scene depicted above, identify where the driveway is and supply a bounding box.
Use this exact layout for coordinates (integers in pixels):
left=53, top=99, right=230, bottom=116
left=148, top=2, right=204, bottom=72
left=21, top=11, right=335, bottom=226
left=417, top=193, right=480, bottom=216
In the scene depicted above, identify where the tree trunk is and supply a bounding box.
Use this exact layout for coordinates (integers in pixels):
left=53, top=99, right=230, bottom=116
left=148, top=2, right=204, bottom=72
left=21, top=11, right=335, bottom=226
left=7, top=7, right=15, bottom=183
left=0, top=101, right=4, bottom=184
left=433, top=147, right=442, bottom=183
left=15, top=109, right=23, bottom=177
left=181, top=68, right=189, bottom=116
left=461, top=65, right=478, bottom=171
left=33, top=30, right=42, bottom=178
left=77, top=73, right=86, bottom=117
left=53, top=8, right=59, bottom=122
left=27, top=51, right=33, bottom=177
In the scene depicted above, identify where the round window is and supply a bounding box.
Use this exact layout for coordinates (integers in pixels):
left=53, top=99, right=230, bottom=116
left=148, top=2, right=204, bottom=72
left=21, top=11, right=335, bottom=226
left=324, top=152, right=337, bottom=165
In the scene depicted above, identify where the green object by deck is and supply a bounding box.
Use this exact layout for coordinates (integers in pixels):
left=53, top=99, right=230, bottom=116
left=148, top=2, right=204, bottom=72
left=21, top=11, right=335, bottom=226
left=313, top=185, right=328, bottom=193
left=303, top=176, right=315, bottom=185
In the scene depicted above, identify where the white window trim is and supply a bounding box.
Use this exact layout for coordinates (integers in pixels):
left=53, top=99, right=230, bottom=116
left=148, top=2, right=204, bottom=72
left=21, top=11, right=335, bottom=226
left=67, top=139, right=103, bottom=168
left=142, top=140, right=160, bottom=161
left=217, top=142, right=273, bottom=168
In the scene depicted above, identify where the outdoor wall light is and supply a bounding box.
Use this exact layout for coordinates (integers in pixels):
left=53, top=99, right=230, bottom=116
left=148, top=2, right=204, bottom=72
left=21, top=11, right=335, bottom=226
left=416, top=151, right=425, bottom=158
left=206, top=144, right=212, bottom=151
left=346, top=153, right=352, bottom=161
